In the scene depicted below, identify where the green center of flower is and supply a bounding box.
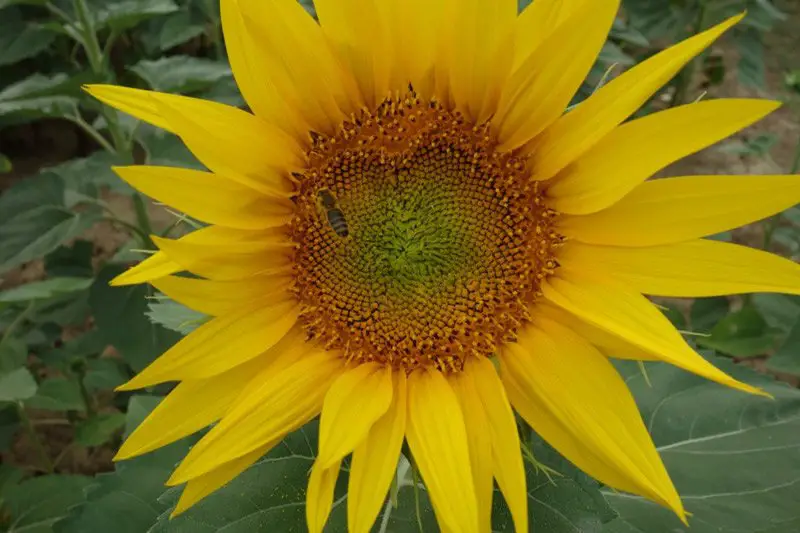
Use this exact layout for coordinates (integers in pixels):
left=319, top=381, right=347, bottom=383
left=290, top=93, right=563, bottom=372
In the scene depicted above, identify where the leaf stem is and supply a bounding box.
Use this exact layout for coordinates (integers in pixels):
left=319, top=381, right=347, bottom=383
left=63, top=113, right=116, bottom=153
left=16, top=402, right=55, bottom=474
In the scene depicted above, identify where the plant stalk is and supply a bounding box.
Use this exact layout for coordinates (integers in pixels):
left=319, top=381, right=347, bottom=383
left=17, top=402, right=55, bottom=474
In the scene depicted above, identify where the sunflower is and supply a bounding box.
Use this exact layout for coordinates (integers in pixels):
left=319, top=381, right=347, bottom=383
left=87, top=0, right=800, bottom=531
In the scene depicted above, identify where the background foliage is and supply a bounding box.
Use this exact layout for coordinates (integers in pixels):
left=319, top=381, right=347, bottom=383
left=1, top=0, right=799, bottom=531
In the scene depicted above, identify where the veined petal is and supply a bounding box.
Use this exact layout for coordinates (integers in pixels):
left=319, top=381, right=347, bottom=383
left=450, top=365, right=493, bottom=532
left=110, top=226, right=262, bottom=286
left=406, top=369, right=479, bottom=533
left=85, top=85, right=302, bottom=195
left=113, top=166, right=294, bottom=230
left=469, top=357, right=528, bottom=533
left=168, top=350, right=343, bottom=485
left=512, top=0, right=573, bottom=72
left=116, top=354, right=263, bottom=460
left=500, top=318, right=684, bottom=518
left=172, top=442, right=274, bottom=517
left=560, top=174, right=800, bottom=246
left=348, top=371, right=407, bottom=533
left=117, top=299, right=300, bottom=390
left=306, top=458, right=342, bottom=533
left=529, top=14, right=743, bottom=179
left=150, top=273, right=292, bottom=316
left=539, top=303, right=657, bottom=361
left=241, top=0, right=361, bottom=130
left=446, top=0, right=516, bottom=121
left=493, top=0, right=619, bottom=151
left=546, top=99, right=780, bottom=213
left=317, top=363, right=393, bottom=470
left=542, top=270, right=765, bottom=396
left=220, top=0, right=309, bottom=138
left=560, top=240, right=800, bottom=297
left=151, top=233, right=292, bottom=281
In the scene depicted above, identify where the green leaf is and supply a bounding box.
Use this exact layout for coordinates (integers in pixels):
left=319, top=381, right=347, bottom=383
left=130, top=56, right=232, bottom=93
left=0, top=172, right=63, bottom=225
left=39, top=330, right=105, bottom=367
left=0, top=73, right=80, bottom=121
left=752, top=293, right=800, bottom=332
left=0, top=406, right=21, bottom=452
left=25, top=377, right=85, bottom=411
left=4, top=475, right=92, bottom=533
left=767, top=317, right=800, bottom=376
left=735, top=27, right=765, bottom=88
left=0, top=206, right=101, bottom=275
left=157, top=10, right=206, bottom=51
left=45, top=240, right=94, bottom=278
left=0, top=9, right=56, bottom=66
left=140, top=129, right=202, bottom=169
left=44, top=151, right=131, bottom=198
left=0, top=464, right=24, bottom=500
left=0, top=337, right=27, bottom=373
left=75, top=412, right=126, bottom=447
left=603, top=357, right=800, bottom=532
left=147, top=297, right=208, bottom=334
left=0, top=277, right=93, bottom=303
left=54, top=395, right=194, bottom=533
left=83, top=358, right=128, bottom=391
left=0, top=367, right=37, bottom=402
left=689, top=297, right=729, bottom=332
left=96, top=0, right=180, bottom=32
left=90, top=265, right=181, bottom=372
left=696, top=305, right=776, bottom=358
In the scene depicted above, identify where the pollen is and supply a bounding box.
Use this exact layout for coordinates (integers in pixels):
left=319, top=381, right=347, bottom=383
left=290, top=91, right=563, bottom=373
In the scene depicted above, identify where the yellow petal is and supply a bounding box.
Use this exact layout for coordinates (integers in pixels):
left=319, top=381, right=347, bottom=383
left=560, top=239, right=800, bottom=298
left=446, top=0, right=516, bottom=121
left=85, top=84, right=301, bottom=195
left=530, top=13, right=743, bottom=180
left=546, top=99, right=780, bottom=214
left=118, top=299, right=299, bottom=390
left=348, top=371, right=407, bottom=533
left=493, top=0, right=620, bottom=151
left=317, top=363, right=393, bottom=470
left=220, top=0, right=308, bottom=138
left=559, top=174, right=800, bottom=246
left=406, top=369, right=479, bottom=533
left=168, top=350, right=342, bottom=485
left=542, top=270, right=765, bottom=396
left=172, top=442, right=274, bottom=517
left=151, top=233, right=292, bottom=281
left=306, top=458, right=342, bottom=533
left=150, top=273, right=292, bottom=316
left=469, top=357, right=528, bottom=533
left=500, top=318, right=684, bottom=519
left=110, top=226, right=260, bottom=286
left=450, top=366, right=493, bottom=532
left=113, top=166, right=294, bottom=230
left=242, top=0, right=360, bottom=130
left=116, top=355, right=265, bottom=460
left=512, top=0, right=574, bottom=72
left=538, top=303, right=657, bottom=361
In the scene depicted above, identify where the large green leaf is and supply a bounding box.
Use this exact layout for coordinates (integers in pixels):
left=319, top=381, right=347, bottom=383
left=129, top=56, right=232, bottom=93
left=0, top=173, right=63, bottom=226
left=603, top=356, right=800, bottom=532
left=90, top=265, right=181, bottom=372
left=0, top=278, right=93, bottom=303
left=0, top=8, right=55, bottom=66
left=3, top=475, right=92, bottom=533
left=767, top=317, right=800, bottom=376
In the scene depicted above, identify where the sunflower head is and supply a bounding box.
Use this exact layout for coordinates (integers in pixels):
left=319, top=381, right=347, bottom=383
left=84, top=0, right=800, bottom=532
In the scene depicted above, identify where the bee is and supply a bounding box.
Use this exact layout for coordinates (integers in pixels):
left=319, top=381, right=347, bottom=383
left=317, top=188, right=349, bottom=238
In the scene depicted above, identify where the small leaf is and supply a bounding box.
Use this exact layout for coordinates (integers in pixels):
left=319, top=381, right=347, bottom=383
left=83, top=358, right=128, bottom=391
left=96, top=0, right=180, bottom=32
left=690, top=297, right=729, bottom=332
left=696, top=306, right=775, bottom=358
left=0, top=172, right=64, bottom=225
left=0, top=337, right=27, bottom=373
left=129, top=56, right=232, bottom=93
left=25, top=377, right=85, bottom=412
left=0, top=9, right=55, bottom=66
left=158, top=11, right=206, bottom=51
left=0, top=277, right=93, bottom=303
left=147, top=297, right=208, bottom=335
left=0, top=152, right=11, bottom=173
left=767, top=317, right=800, bottom=376
left=0, top=367, right=37, bottom=402
left=735, top=26, right=765, bottom=88
left=75, top=412, right=126, bottom=447
left=0, top=73, right=80, bottom=121
left=90, top=265, right=181, bottom=372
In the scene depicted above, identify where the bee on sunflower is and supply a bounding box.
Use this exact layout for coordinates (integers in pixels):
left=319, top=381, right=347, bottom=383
left=86, top=0, right=800, bottom=531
